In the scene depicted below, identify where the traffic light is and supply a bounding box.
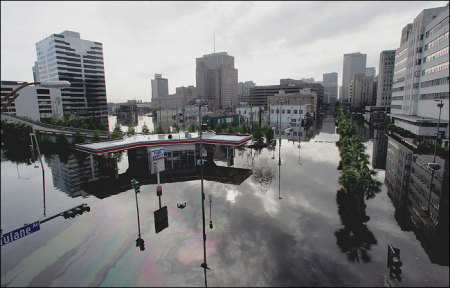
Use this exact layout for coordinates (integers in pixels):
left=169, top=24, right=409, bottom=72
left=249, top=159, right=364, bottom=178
left=136, top=237, right=145, bottom=251
left=62, top=204, right=90, bottom=219
left=131, top=178, right=141, bottom=193
left=387, top=244, right=402, bottom=281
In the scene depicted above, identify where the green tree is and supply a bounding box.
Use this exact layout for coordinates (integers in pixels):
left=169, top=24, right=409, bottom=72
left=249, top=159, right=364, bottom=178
left=225, top=124, right=234, bottom=133
left=97, top=120, right=107, bottom=131
left=155, top=124, right=165, bottom=134
left=188, top=123, right=196, bottom=132
left=92, top=130, right=101, bottom=141
left=72, top=131, right=86, bottom=145
left=127, top=126, right=136, bottom=135
left=142, top=123, right=150, bottom=134
left=263, top=126, right=274, bottom=144
left=88, top=120, right=96, bottom=130
left=214, top=123, right=222, bottom=133
left=252, top=125, right=264, bottom=143
left=172, top=123, right=180, bottom=133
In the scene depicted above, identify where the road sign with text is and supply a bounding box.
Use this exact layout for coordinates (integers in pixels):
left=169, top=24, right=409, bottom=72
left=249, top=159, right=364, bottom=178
left=1, top=221, right=40, bottom=246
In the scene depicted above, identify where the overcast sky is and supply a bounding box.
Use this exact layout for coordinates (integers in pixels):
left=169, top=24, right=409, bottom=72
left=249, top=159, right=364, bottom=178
left=1, top=1, right=448, bottom=103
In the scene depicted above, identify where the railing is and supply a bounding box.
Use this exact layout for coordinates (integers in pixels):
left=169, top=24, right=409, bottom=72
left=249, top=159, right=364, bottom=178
left=1, top=113, right=110, bottom=138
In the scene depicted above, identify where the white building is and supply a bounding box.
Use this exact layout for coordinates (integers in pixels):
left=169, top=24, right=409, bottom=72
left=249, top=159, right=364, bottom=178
left=1, top=80, right=63, bottom=121
left=269, top=103, right=311, bottom=128
left=34, top=31, right=108, bottom=127
left=341, top=52, right=367, bottom=103
left=390, top=4, right=449, bottom=143
left=236, top=106, right=264, bottom=126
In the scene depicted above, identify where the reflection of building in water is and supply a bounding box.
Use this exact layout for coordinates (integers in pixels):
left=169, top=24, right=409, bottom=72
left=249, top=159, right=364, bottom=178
left=45, top=154, right=100, bottom=198
left=385, top=134, right=449, bottom=265
left=371, top=129, right=388, bottom=170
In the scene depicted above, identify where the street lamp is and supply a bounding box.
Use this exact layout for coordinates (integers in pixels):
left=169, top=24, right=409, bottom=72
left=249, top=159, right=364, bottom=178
left=196, top=98, right=210, bottom=276
left=1, top=81, right=70, bottom=112
left=426, top=99, right=444, bottom=215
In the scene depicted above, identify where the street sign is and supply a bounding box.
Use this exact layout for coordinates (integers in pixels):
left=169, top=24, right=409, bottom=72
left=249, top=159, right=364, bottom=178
left=149, top=147, right=165, bottom=174
left=1, top=221, right=40, bottom=246
left=154, top=206, right=168, bottom=233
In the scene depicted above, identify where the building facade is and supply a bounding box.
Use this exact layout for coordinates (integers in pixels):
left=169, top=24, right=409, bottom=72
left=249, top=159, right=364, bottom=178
left=196, top=52, right=238, bottom=110
left=151, top=74, right=169, bottom=100
left=323, top=72, right=338, bottom=104
left=34, top=30, right=108, bottom=127
left=238, top=81, right=256, bottom=103
left=341, top=52, right=367, bottom=103
left=350, top=73, right=376, bottom=108
left=376, top=50, right=396, bottom=107
left=1, top=80, right=64, bottom=121
left=390, top=5, right=449, bottom=143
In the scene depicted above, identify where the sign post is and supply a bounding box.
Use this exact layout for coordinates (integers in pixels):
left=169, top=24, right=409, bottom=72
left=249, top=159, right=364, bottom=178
left=149, top=147, right=165, bottom=207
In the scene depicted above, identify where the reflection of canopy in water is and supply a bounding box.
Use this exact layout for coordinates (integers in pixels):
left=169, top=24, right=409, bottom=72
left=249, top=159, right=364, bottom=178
left=81, top=166, right=253, bottom=199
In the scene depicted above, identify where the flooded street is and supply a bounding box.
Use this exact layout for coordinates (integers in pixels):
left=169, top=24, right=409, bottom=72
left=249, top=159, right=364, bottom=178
left=1, top=114, right=448, bottom=287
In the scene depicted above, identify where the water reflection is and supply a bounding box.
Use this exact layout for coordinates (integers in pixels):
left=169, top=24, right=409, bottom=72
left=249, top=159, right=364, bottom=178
left=334, top=188, right=377, bottom=263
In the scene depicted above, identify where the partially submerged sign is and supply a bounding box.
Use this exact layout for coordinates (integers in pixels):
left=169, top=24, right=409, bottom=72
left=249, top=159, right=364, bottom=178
left=149, top=147, right=165, bottom=174
left=154, top=206, right=168, bottom=233
left=1, top=221, right=40, bottom=246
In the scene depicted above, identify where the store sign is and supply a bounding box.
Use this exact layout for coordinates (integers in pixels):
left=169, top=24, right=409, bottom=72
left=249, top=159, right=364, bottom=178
left=149, top=147, right=165, bottom=174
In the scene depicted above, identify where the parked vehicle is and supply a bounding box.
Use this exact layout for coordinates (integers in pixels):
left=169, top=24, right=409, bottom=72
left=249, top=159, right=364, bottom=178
left=248, top=141, right=267, bottom=149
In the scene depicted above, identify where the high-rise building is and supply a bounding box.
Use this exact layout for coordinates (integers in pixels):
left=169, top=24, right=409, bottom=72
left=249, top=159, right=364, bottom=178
left=376, top=50, right=396, bottom=107
left=34, top=30, right=108, bottom=127
left=323, top=72, right=338, bottom=104
left=365, top=67, right=376, bottom=78
left=341, top=52, right=367, bottom=103
left=350, top=74, right=375, bottom=108
left=238, top=81, right=255, bottom=103
left=196, top=52, right=238, bottom=110
left=390, top=4, right=448, bottom=143
left=151, top=74, right=169, bottom=100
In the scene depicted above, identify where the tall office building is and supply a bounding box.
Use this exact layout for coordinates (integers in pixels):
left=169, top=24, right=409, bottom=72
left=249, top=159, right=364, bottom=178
left=390, top=4, right=448, bottom=143
left=238, top=81, right=256, bottom=103
left=151, top=74, right=169, bottom=100
left=350, top=74, right=375, bottom=108
left=196, top=52, right=238, bottom=110
left=376, top=50, right=396, bottom=107
left=34, top=31, right=108, bottom=127
left=365, top=67, right=376, bottom=78
left=341, top=52, right=367, bottom=103
left=323, top=72, right=338, bottom=104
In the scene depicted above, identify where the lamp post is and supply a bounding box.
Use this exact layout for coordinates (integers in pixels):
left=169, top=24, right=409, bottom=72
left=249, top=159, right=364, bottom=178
left=278, top=100, right=284, bottom=200
left=426, top=99, right=444, bottom=215
left=196, top=98, right=210, bottom=280
left=1, top=81, right=70, bottom=112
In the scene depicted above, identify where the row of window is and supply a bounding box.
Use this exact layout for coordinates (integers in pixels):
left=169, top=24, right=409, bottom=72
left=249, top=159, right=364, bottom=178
left=424, top=31, right=449, bottom=51
left=423, top=46, right=448, bottom=63
left=270, top=109, right=304, bottom=115
left=395, top=57, right=407, bottom=67
left=394, top=67, right=406, bottom=76
left=392, top=86, right=405, bottom=93
left=426, top=16, right=449, bottom=39
left=421, top=76, right=449, bottom=88
left=422, top=61, right=449, bottom=76
left=396, top=47, right=407, bottom=58
left=391, top=96, right=403, bottom=101
left=420, top=92, right=449, bottom=100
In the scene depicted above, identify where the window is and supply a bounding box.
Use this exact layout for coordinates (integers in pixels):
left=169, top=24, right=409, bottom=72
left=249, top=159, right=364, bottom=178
left=287, top=109, right=291, bottom=114
left=282, top=109, right=285, bottom=114
left=293, top=110, right=298, bottom=114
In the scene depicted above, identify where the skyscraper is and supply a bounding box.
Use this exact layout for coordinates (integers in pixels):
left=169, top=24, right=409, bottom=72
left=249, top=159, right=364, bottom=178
left=376, top=50, right=396, bottom=107
left=34, top=30, right=108, bottom=127
left=323, top=72, right=338, bottom=104
left=390, top=4, right=448, bottom=143
left=341, top=52, right=367, bottom=103
left=151, top=73, right=169, bottom=100
left=196, top=52, right=238, bottom=110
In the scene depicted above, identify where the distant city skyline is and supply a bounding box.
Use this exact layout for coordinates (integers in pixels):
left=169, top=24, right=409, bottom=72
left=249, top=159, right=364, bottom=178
left=1, top=1, right=448, bottom=103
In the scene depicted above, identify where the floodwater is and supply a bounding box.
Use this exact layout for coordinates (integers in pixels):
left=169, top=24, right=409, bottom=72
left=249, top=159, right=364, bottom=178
left=1, top=114, right=448, bottom=287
